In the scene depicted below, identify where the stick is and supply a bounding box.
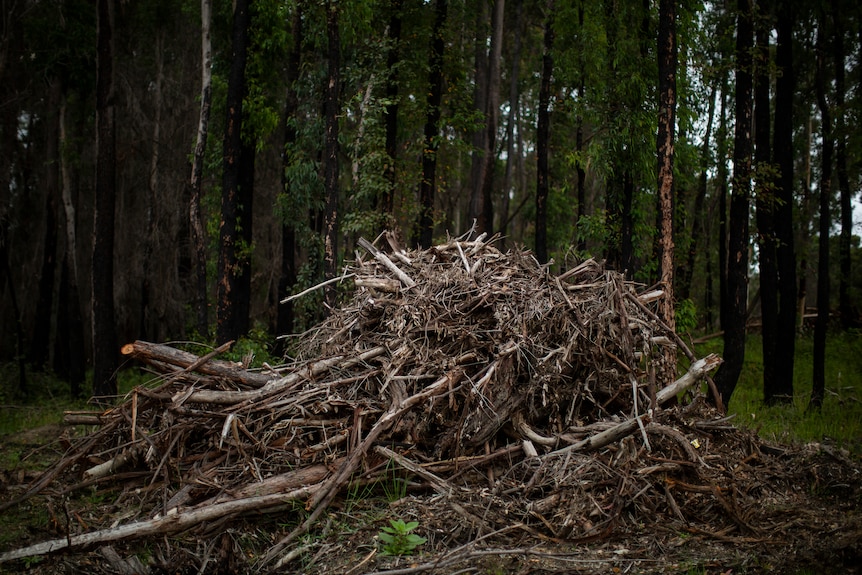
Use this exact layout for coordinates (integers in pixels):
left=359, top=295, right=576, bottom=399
left=0, top=485, right=321, bottom=563
left=654, top=353, right=722, bottom=406
left=280, top=274, right=354, bottom=304
left=358, top=237, right=416, bottom=288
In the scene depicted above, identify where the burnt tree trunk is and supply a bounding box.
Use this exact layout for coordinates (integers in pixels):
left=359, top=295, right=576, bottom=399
left=323, top=0, right=341, bottom=309
left=535, top=0, right=554, bottom=264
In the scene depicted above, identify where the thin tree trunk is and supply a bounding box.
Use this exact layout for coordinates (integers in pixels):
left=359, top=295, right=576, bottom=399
left=477, top=0, right=505, bottom=235
left=416, top=0, right=447, bottom=249
left=535, top=0, right=554, bottom=264
left=753, top=7, right=779, bottom=404
left=467, top=1, right=489, bottom=233
left=58, top=98, right=86, bottom=396
left=93, top=0, right=118, bottom=401
left=713, top=0, right=753, bottom=408
left=189, top=0, right=213, bottom=339
left=323, top=0, right=341, bottom=309
left=382, top=0, right=403, bottom=219
left=216, top=0, right=251, bottom=344
left=833, top=1, right=853, bottom=330
left=575, top=1, right=586, bottom=253
left=500, top=0, right=523, bottom=239
left=770, top=0, right=796, bottom=403
left=275, top=2, right=303, bottom=354
left=656, top=0, right=677, bottom=363
left=811, top=22, right=832, bottom=411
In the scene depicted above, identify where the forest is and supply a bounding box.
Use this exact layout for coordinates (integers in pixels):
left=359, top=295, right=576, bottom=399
left=0, top=0, right=860, bottom=408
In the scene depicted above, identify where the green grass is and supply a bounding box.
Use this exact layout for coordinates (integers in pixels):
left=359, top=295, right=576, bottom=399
left=695, top=330, right=862, bottom=453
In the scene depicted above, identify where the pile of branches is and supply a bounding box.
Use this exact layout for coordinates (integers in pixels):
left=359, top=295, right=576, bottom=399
left=1, top=233, right=735, bottom=569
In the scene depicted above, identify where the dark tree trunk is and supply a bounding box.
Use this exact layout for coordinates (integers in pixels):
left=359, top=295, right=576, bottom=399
left=811, top=21, right=832, bottom=411
left=416, top=0, right=447, bottom=249
left=216, top=0, right=251, bottom=345
left=382, top=0, right=402, bottom=219
left=30, top=81, right=61, bottom=369
left=833, top=1, right=853, bottom=329
left=467, top=1, right=489, bottom=233
left=770, top=0, right=796, bottom=404
left=535, top=0, right=554, bottom=264
left=476, top=0, right=505, bottom=235
left=236, top=139, right=255, bottom=336
left=656, top=0, right=677, bottom=348
left=717, top=72, right=729, bottom=334
left=714, top=0, right=753, bottom=408
left=189, top=0, right=213, bottom=339
left=323, top=0, right=341, bottom=308
left=92, top=0, right=118, bottom=401
left=753, top=6, right=779, bottom=404
left=500, top=0, right=523, bottom=239
left=275, top=3, right=303, bottom=355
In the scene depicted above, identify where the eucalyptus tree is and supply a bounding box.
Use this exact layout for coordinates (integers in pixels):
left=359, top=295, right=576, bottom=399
left=714, top=0, right=754, bottom=407
left=535, top=0, right=554, bottom=264
left=92, top=0, right=119, bottom=400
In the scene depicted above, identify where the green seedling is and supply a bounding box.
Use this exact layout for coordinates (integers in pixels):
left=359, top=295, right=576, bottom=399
left=378, top=518, right=426, bottom=556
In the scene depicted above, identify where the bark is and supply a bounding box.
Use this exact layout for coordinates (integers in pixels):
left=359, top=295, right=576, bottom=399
left=55, top=92, right=86, bottom=397
left=535, top=0, right=554, bottom=264
left=323, top=0, right=341, bottom=307
left=753, top=8, right=779, bottom=404
left=833, top=1, right=853, bottom=330
left=656, top=0, right=677, bottom=352
left=93, top=0, right=119, bottom=401
left=477, top=0, right=505, bottom=235
left=713, top=0, right=753, bottom=408
left=382, top=0, right=402, bottom=218
left=467, top=1, right=489, bottom=233
left=275, top=3, right=302, bottom=353
left=216, top=0, right=251, bottom=345
left=416, top=0, right=447, bottom=248
left=575, top=2, right=586, bottom=253
left=811, top=23, right=832, bottom=411
left=770, top=0, right=796, bottom=404
left=189, top=0, right=213, bottom=338
left=500, top=0, right=524, bottom=239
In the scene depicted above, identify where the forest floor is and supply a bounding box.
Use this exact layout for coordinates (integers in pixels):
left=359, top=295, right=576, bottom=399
left=0, top=421, right=860, bottom=574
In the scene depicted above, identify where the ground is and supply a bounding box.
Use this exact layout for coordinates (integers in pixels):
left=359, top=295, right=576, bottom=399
left=1, top=424, right=860, bottom=574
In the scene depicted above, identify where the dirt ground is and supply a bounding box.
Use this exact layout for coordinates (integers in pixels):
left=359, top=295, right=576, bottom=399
left=1, top=424, right=860, bottom=575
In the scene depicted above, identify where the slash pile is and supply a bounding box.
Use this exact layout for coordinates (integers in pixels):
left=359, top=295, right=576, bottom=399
left=5, top=234, right=857, bottom=573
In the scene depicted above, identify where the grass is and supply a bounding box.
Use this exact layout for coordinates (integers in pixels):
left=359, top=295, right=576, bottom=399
left=695, top=330, right=862, bottom=453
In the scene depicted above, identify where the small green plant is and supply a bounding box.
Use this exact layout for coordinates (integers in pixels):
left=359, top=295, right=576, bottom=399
left=378, top=519, right=426, bottom=556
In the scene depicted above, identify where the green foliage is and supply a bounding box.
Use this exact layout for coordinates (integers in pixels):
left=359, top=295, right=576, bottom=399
left=378, top=518, right=427, bottom=556
left=675, top=299, right=697, bottom=335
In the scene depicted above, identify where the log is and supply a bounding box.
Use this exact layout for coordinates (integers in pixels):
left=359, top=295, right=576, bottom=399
left=121, top=340, right=274, bottom=388
left=655, top=353, right=722, bottom=405
left=0, top=484, right=322, bottom=563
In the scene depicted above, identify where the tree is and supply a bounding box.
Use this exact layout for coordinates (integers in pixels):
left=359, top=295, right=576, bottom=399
left=656, top=0, right=677, bottom=363
left=93, top=0, right=119, bottom=400
left=753, top=0, right=779, bottom=404
left=714, top=0, right=753, bottom=408
left=415, top=0, right=447, bottom=248
left=189, top=0, right=213, bottom=339
left=216, top=0, right=252, bottom=345
left=322, top=0, right=341, bottom=308
left=769, top=0, right=796, bottom=404
left=535, top=0, right=554, bottom=264
left=811, top=15, right=832, bottom=411
left=382, top=0, right=403, bottom=219
left=476, top=0, right=505, bottom=235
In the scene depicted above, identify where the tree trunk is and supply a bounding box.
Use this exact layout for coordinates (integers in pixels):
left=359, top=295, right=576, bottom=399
left=467, top=1, right=489, bottom=234
left=833, top=1, right=853, bottom=330
left=656, top=0, right=677, bottom=364
left=216, top=0, right=251, bottom=345
left=189, top=0, right=213, bottom=339
left=500, top=0, right=523, bottom=240
left=753, top=7, right=779, bottom=404
left=416, top=0, right=447, bottom=249
left=323, top=0, right=341, bottom=308
left=770, top=0, right=796, bottom=404
left=477, top=0, right=505, bottom=235
left=382, top=0, right=402, bottom=220
left=275, top=2, right=303, bottom=354
left=57, top=98, right=86, bottom=397
left=575, top=2, right=587, bottom=254
left=713, top=0, right=753, bottom=408
left=535, top=0, right=554, bottom=264
left=811, top=21, right=832, bottom=411
left=30, top=81, right=60, bottom=370
left=92, top=0, right=118, bottom=401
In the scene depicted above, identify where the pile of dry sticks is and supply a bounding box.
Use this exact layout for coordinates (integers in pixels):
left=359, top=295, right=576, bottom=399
left=2, top=232, right=743, bottom=569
